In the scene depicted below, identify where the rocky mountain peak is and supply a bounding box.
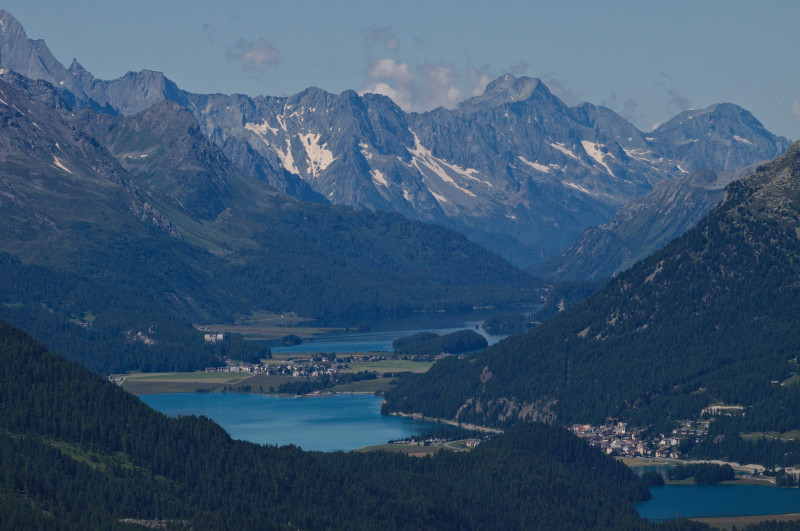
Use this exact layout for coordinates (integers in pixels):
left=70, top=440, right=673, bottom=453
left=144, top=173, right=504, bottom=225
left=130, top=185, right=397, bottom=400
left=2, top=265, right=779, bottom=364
left=649, top=102, right=790, bottom=173
left=459, top=75, right=555, bottom=111
left=68, top=58, right=88, bottom=73
left=0, top=9, right=23, bottom=36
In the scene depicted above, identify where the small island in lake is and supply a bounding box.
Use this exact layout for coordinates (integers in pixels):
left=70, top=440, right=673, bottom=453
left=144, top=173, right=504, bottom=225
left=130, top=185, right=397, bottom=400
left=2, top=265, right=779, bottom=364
left=392, top=329, right=488, bottom=356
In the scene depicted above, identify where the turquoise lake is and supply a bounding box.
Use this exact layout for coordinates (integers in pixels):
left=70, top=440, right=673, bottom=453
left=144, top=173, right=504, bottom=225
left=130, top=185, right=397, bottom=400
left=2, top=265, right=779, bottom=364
left=140, top=392, right=448, bottom=452
left=635, top=484, right=800, bottom=520
left=141, top=391, right=800, bottom=520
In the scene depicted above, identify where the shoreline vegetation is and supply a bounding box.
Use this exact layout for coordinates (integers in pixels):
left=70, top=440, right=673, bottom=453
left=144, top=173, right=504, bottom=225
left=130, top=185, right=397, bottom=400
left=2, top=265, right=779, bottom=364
left=689, top=513, right=800, bottom=530
left=387, top=411, right=504, bottom=434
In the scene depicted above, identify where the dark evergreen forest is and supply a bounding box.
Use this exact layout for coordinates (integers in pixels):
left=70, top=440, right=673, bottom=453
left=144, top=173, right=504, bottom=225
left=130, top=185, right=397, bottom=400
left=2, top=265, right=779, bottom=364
left=0, top=318, right=716, bottom=530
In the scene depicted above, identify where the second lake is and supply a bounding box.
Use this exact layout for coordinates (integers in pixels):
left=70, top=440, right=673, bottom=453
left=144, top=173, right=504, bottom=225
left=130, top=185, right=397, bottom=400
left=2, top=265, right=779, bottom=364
left=141, top=392, right=448, bottom=452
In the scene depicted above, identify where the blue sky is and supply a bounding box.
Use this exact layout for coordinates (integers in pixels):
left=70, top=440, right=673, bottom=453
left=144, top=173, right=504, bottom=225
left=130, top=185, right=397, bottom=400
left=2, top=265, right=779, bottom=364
left=3, top=0, right=798, bottom=139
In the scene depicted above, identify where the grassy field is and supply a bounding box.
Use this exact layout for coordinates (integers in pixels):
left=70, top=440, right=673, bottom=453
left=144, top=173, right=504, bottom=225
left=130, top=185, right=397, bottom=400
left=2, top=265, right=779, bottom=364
left=741, top=430, right=800, bottom=441
left=121, top=381, right=224, bottom=395
left=329, top=378, right=394, bottom=394
left=119, top=371, right=255, bottom=395
left=619, top=457, right=674, bottom=467
left=355, top=442, right=444, bottom=457
left=120, top=372, right=255, bottom=383
left=344, top=360, right=432, bottom=374
left=118, top=354, right=432, bottom=396
left=356, top=438, right=478, bottom=456
left=238, top=374, right=294, bottom=392
left=117, top=370, right=397, bottom=396
left=781, top=373, right=800, bottom=387
left=690, top=513, right=800, bottom=530
left=233, top=310, right=309, bottom=327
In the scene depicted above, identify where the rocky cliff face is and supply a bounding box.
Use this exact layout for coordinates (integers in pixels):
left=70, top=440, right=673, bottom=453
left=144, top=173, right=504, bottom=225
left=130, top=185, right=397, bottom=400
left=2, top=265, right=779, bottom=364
left=0, top=10, right=789, bottom=265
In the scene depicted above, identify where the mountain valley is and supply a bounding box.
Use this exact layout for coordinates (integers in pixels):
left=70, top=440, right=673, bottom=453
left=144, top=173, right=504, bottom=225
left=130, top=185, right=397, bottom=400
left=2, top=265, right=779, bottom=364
left=1, top=7, right=800, bottom=529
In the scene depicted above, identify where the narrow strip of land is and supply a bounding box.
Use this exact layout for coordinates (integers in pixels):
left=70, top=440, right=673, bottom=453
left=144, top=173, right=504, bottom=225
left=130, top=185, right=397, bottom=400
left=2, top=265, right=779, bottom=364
left=690, top=513, right=800, bottom=530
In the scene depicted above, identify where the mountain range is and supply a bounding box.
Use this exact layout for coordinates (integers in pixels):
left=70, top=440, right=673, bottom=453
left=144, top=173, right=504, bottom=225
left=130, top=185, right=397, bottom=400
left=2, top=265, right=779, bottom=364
left=0, top=67, right=534, bottom=373
left=0, top=9, right=789, bottom=266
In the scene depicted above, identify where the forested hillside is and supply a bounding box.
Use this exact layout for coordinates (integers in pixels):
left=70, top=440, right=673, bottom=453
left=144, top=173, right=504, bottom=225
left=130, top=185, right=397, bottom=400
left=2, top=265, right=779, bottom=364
left=0, top=318, right=712, bottom=530
left=384, top=142, right=800, bottom=467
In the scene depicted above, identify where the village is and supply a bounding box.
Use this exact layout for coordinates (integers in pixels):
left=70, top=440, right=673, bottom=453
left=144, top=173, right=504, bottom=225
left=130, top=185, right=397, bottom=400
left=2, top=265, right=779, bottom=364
left=570, top=418, right=710, bottom=459
left=204, top=353, right=394, bottom=379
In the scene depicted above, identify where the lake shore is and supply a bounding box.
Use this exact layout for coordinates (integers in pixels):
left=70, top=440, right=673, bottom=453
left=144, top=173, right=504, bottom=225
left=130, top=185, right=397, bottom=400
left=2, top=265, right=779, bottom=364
left=689, top=513, right=800, bottom=530
left=388, top=411, right=503, bottom=434
left=620, top=456, right=772, bottom=480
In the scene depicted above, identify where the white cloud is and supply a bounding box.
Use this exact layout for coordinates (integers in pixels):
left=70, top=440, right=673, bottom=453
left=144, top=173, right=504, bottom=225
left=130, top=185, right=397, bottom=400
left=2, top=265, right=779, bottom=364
left=367, top=58, right=415, bottom=85
left=226, top=38, right=280, bottom=73
left=359, top=36, right=530, bottom=112
left=792, top=99, right=800, bottom=117
left=362, top=54, right=537, bottom=112
left=419, top=64, right=464, bottom=109
left=362, top=80, right=414, bottom=111
left=362, top=58, right=415, bottom=109
left=361, top=58, right=466, bottom=111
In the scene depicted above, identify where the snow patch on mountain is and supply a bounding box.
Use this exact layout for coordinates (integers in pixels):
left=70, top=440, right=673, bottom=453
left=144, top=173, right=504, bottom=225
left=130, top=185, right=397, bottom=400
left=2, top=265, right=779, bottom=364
left=277, top=138, right=299, bottom=175
left=734, top=135, right=753, bottom=145
left=52, top=155, right=71, bottom=174
left=580, top=141, right=615, bottom=177
left=371, top=168, right=388, bottom=187
left=549, top=142, right=582, bottom=161
left=518, top=156, right=550, bottom=173
left=407, top=132, right=477, bottom=198
left=299, top=132, right=335, bottom=178
left=276, top=115, right=288, bottom=132
left=429, top=189, right=448, bottom=204
left=562, top=181, right=593, bottom=195
left=359, top=142, right=373, bottom=160
left=245, top=119, right=279, bottom=137
left=623, top=148, right=654, bottom=162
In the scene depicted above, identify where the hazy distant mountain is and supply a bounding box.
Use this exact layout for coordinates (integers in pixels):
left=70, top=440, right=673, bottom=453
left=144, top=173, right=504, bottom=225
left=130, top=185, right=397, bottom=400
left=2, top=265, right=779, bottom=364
left=184, top=75, right=790, bottom=265
left=0, top=9, right=790, bottom=266
left=532, top=165, right=756, bottom=281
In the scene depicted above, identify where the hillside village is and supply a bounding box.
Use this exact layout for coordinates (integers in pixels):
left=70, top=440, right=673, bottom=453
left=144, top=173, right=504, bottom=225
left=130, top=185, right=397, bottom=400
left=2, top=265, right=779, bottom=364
left=571, top=419, right=710, bottom=459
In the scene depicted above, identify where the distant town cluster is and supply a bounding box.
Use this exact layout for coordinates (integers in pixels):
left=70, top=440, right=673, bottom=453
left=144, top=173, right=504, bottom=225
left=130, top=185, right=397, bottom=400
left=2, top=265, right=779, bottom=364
left=571, top=419, right=710, bottom=459
left=205, top=354, right=394, bottom=379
